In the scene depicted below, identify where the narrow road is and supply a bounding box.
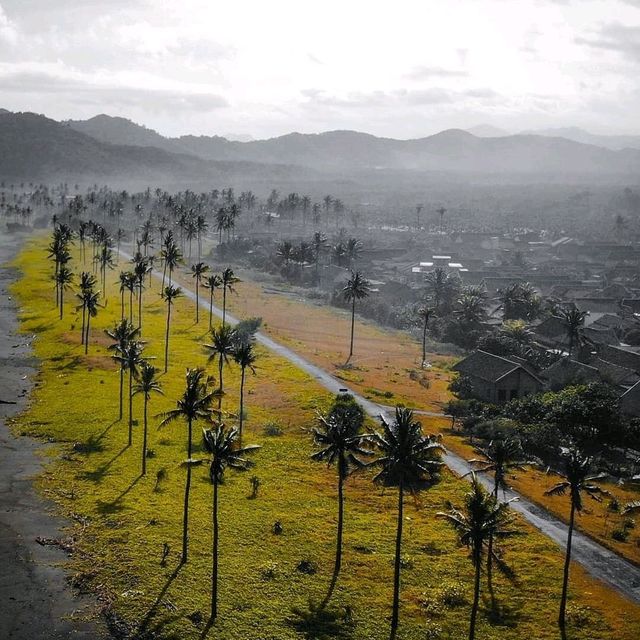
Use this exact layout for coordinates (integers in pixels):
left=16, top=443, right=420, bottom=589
left=125, top=250, right=640, bottom=604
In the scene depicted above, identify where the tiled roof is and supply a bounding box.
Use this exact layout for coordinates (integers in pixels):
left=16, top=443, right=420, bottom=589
left=453, top=350, right=540, bottom=384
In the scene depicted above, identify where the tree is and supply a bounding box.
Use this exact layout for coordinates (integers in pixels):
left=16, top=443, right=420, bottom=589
left=233, top=342, right=257, bottom=440
left=498, top=282, right=541, bottom=322
left=424, top=268, right=458, bottom=314
left=343, top=271, right=371, bottom=364
left=81, top=289, right=101, bottom=355
left=113, top=340, right=145, bottom=447
left=133, top=256, right=149, bottom=331
left=369, top=407, right=444, bottom=640
left=558, top=308, right=588, bottom=356
left=544, top=448, right=610, bottom=632
left=132, top=362, right=162, bottom=476
left=311, top=394, right=371, bottom=606
left=204, top=324, right=237, bottom=413
left=468, top=437, right=531, bottom=597
left=203, top=274, right=222, bottom=330
left=160, top=368, right=217, bottom=563
left=415, top=305, right=434, bottom=368
left=105, top=319, right=140, bottom=421
left=437, top=475, right=518, bottom=640
left=54, top=266, right=74, bottom=320
left=202, top=423, right=259, bottom=620
left=220, top=267, right=240, bottom=326
left=191, top=262, right=209, bottom=324
left=162, top=285, right=181, bottom=373
left=77, top=271, right=97, bottom=345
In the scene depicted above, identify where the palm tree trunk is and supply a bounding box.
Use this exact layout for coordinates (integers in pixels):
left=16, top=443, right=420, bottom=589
left=239, top=367, right=245, bottom=440
left=161, top=259, right=167, bottom=294
left=348, top=298, right=355, bottom=363
left=209, top=289, right=214, bottom=330
left=121, top=289, right=125, bottom=320
left=195, top=279, right=199, bottom=323
left=469, top=552, right=482, bottom=640
left=128, top=369, right=133, bottom=446
left=222, top=288, right=227, bottom=326
left=138, top=282, right=143, bottom=331
left=390, top=481, right=404, bottom=640
left=218, top=356, right=224, bottom=412
left=323, top=465, right=344, bottom=608
left=422, top=315, right=429, bottom=367
left=559, top=500, right=576, bottom=630
left=211, top=477, right=219, bottom=620
left=59, top=288, right=64, bottom=320
left=165, top=302, right=171, bottom=373
left=142, top=394, right=148, bottom=475
left=119, top=366, right=124, bottom=420
left=182, top=417, right=193, bottom=564
left=487, top=482, right=499, bottom=607
left=81, top=303, right=86, bottom=346
left=85, top=314, right=90, bottom=355
left=129, top=289, right=133, bottom=325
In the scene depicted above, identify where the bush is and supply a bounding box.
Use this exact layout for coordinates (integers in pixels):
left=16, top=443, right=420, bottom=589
left=263, top=422, right=283, bottom=436
left=438, top=581, right=467, bottom=608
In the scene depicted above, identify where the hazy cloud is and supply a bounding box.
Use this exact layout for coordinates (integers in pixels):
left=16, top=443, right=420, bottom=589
left=576, top=23, right=640, bottom=62
left=406, top=65, right=468, bottom=80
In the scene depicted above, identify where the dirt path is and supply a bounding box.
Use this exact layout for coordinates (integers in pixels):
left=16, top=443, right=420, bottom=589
left=0, top=232, right=109, bottom=640
left=127, top=248, right=640, bottom=605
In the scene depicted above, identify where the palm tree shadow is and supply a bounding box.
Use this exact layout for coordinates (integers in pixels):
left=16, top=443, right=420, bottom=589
left=199, top=617, right=215, bottom=639
left=287, top=601, right=355, bottom=640
left=96, top=474, right=141, bottom=514
left=136, top=563, right=184, bottom=636
left=81, top=444, right=128, bottom=482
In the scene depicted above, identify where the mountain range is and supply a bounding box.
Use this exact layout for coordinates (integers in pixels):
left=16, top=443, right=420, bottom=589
left=0, top=109, right=639, bottom=185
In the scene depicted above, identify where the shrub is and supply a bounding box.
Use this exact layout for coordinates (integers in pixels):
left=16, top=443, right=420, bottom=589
left=260, top=562, right=278, bottom=580
left=438, top=581, right=467, bottom=607
left=612, top=527, right=629, bottom=542
left=263, top=422, right=283, bottom=436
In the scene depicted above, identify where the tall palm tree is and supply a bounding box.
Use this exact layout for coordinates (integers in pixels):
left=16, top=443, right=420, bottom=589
left=468, top=437, right=532, bottom=596
left=203, top=274, right=222, bottom=330
left=424, top=267, right=457, bottom=314
left=343, top=271, right=371, bottom=364
left=311, top=231, right=328, bottom=282
left=160, top=368, right=217, bottom=563
left=77, top=271, right=97, bottom=345
left=220, top=267, right=240, bottom=326
left=202, top=423, right=260, bottom=620
left=114, top=340, right=145, bottom=446
left=559, top=308, right=588, bottom=356
left=437, top=475, right=518, bottom=640
left=544, top=448, right=609, bottom=631
left=369, top=407, right=444, bottom=640
left=132, top=362, right=162, bottom=476
left=54, top=266, right=74, bottom=320
left=121, top=271, right=137, bottom=325
left=133, top=257, right=149, bottom=331
left=191, top=262, right=209, bottom=324
left=105, top=319, right=139, bottom=420
left=233, top=342, right=257, bottom=440
left=311, top=395, right=371, bottom=606
left=162, top=285, right=181, bottom=373
left=82, top=289, right=101, bottom=355
left=415, top=305, right=434, bottom=368
left=204, top=324, right=237, bottom=412
left=162, top=240, right=182, bottom=288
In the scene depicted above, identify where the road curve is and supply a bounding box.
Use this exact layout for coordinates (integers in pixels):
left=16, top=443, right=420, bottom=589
left=123, top=250, right=640, bottom=604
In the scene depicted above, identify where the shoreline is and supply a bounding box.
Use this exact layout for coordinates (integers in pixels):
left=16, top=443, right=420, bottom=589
left=0, top=230, right=109, bottom=640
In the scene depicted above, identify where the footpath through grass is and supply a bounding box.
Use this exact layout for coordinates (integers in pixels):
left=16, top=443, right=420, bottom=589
left=8, top=234, right=640, bottom=640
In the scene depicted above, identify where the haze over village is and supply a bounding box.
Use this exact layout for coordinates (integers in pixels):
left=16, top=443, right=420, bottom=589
left=1, top=2, right=640, bottom=640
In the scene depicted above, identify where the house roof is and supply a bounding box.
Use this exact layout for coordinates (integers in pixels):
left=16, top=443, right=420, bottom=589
left=453, top=350, right=542, bottom=385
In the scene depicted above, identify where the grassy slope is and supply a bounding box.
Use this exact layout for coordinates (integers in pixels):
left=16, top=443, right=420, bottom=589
left=8, top=235, right=640, bottom=640
left=197, top=262, right=640, bottom=566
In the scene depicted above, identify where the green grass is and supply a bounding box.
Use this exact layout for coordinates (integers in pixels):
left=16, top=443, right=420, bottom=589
left=8, top=234, right=640, bottom=640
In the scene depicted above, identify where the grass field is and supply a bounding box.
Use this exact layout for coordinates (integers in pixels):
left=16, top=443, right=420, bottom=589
left=8, top=234, right=640, bottom=640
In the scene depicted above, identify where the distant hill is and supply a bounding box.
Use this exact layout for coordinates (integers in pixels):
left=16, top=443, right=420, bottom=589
left=466, top=124, right=510, bottom=137
left=0, top=111, right=313, bottom=185
left=521, top=127, right=640, bottom=151
left=6, top=110, right=640, bottom=181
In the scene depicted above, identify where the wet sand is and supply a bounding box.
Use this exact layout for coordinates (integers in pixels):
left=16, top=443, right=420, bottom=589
left=0, top=230, right=109, bottom=639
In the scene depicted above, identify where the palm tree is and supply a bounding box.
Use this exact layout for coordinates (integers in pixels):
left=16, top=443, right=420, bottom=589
left=105, top=319, right=140, bottom=420
left=343, top=271, right=371, bottom=364
left=54, top=266, right=74, bottom=320
left=162, top=239, right=182, bottom=288
left=82, top=289, right=101, bottom=355
left=121, top=271, right=137, bottom=325
left=544, top=448, right=609, bottom=631
left=77, top=271, right=97, bottom=344
left=415, top=305, right=433, bottom=368
left=468, top=437, right=532, bottom=596
left=220, top=267, right=240, bottom=326
left=559, top=308, right=588, bottom=356
left=436, top=206, right=447, bottom=232
left=424, top=267, right=457, bottom=314
left=369, top=407, right=444, bottom=640
left=311, top=395, right=371, bottom=606
left=191, top=262, right=209, bottom=323
left=437, top=475, right=518, bottom=640
left=204, top=324, right=237, bottom=412
left=203, top=274, right=222, bottom=330
left=133, top=257, right=149, bottom=331
left=132, top=362, right=163, bottom=476
left=160, top=368, right=217, bottom=563
left=202, top=423, right=260, bottom=620
left=311, top=231, right=328, bottom=282
left=163, top=285, right=181, bottom=373
left=233, top=342, right=257, bottom=440
left=113, top=340, right=145, bottom=446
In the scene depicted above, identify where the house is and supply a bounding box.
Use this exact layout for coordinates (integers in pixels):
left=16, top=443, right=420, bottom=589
left=621, top=381, right=640, bottom=417
left=452, top=350, right=543, bottom=403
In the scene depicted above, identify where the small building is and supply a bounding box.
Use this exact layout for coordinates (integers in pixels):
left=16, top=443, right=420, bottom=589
left=621, top=381, right=640, bottom=417
left=452, top=350, right=543, bottom=403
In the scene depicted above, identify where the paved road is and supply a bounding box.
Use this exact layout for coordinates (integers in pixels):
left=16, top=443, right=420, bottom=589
left=123, top=250, right=640, bottom=604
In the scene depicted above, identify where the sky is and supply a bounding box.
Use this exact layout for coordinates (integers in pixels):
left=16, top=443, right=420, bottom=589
left=0, top=0, right=639, bottom=139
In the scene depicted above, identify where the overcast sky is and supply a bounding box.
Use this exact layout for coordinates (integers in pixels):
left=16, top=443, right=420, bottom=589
left=0, top=0, right=639, bottom=139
